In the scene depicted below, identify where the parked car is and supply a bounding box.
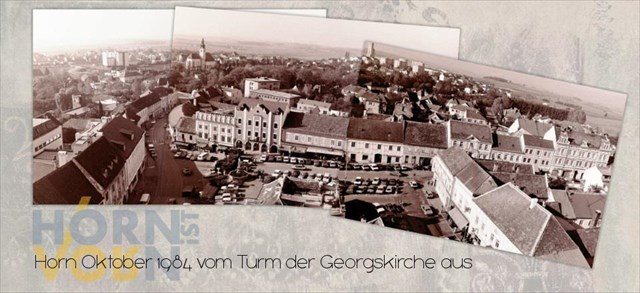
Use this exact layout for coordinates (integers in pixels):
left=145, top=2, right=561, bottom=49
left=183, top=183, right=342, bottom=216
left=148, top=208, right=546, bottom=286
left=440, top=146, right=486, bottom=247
left=290, top=157, right=298, bottom=164
left=366, top=187, right=376, bottom=194
left=314, top=160, right=322, bottom=167
left=272, top=170, right=283, bottom=177
left=352, top=164, right=362, bottom=170
left=385, top=185, right=395, bottom=193
left=362, top=165, right=371, bottom=171
left=182, top=168, right=193, bottom=176
left=292, top=164, right=307, bottom=171
left=371, top=177, right=380, bottom=185
left=355, top=187, right=365, bottom=194
left=370, top=164, right=380, bottom=171
left=297, top=158, right=307, bottom=165
left=329, top=161, right=337, bottom=168
left=409, top=181, right=419, bottom=188
left=388, top=178, right=397, bottom=186
left=259, top=154, right=268, bottom=162
left=197, top=152, right=209, bottom=161
left=283, top=157, right=290, bottom=163
left=401, top=165, right=412, bottom=171
left=275, top=156, right=283, bottom=162
left=174, top=151, right=182, bottom=158
left=353, top=177, right=363, bottom=185
left=321, top=161, right=330, bottom=168
left=139, top=193, right=150, bottom=205
left=170, top=145, right=178, bottom=152
left=376, top=185, right=385, bottom=194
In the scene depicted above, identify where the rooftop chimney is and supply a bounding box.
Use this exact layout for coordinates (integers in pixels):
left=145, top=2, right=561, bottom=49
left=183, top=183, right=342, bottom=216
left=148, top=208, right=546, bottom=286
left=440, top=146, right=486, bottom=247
left=591, top=210, right=602, bottom=228
left=529, top=198, right=537, bottom=209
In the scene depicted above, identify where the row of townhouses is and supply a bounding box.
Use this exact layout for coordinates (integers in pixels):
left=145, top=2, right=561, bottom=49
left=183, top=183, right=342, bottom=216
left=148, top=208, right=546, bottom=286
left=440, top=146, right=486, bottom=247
left=182, top=88, right=614, bottom=180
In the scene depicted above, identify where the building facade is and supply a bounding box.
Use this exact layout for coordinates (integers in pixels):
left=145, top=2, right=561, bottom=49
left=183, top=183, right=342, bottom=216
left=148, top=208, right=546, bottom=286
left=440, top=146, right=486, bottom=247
left=243, top=77, right=280, bottom=97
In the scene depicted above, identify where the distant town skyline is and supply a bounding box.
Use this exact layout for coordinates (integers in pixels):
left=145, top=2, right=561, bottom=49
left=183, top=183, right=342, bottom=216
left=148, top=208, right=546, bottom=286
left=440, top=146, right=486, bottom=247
left=368, top=42, right=628, bottom=118
left=172, top=7, right=460, bottom=59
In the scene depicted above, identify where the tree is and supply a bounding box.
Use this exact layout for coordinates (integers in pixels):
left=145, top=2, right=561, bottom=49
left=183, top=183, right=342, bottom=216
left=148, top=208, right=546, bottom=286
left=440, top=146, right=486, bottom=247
left=182, top=102, right=197, bottom=117
left=566, top=108, right=587, bottom=124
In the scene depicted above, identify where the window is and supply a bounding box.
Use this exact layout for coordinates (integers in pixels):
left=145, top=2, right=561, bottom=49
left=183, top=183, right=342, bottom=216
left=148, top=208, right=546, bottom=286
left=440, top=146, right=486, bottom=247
left=307, top=137, right=311, bottom=143
left=273, top=134, right=277, bottom=140
left=351, top=142, right=356, bottom=147
left=274, top=123, right=278, bottom=129
left=247, top=119, right=252, bottom=126
left=238, top=129, right=242, bottom=135
left=294, top=135, right=299, bottom=141
left=331, top=140, right=335, bottom=146
left=237, top=118, right=242, bottom=124
left=262, top=122, right=267, bottom=128
left=248, top=131, right=252, bottom=137
left=362, top=155, right=369, bottom=160
left=255, top=121, right=259, bottom=127
left=388, top=145, right=392, bottom=151
left=378, top=144, right=382, bottom=150
left=365, top=143, right=369, bottom=149
left=262, top=133, right=266, bottom=139
left=397, top=146, right=401, bottom=151
left=337, top=141, right=342, bottom=147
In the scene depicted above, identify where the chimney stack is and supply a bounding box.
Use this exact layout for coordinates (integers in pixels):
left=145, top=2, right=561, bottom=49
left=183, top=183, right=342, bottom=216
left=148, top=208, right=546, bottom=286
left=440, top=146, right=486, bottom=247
left=529, top=198, right=537, bottom=209
left=591, top=210, right=602, bottom=228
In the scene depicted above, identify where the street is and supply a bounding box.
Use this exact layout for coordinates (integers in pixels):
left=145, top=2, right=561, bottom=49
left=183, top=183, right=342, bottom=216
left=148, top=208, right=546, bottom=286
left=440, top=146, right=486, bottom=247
left=130, top=116, right=206, bottom=204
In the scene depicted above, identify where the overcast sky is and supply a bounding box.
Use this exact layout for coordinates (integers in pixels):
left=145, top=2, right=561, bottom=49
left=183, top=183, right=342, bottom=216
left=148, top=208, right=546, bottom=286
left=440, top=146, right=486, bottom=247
left=172, top=7, right=460, bottom=58
left=32, top=9, right=328, bottom=54
left=33, top=9, right=174, bottom=53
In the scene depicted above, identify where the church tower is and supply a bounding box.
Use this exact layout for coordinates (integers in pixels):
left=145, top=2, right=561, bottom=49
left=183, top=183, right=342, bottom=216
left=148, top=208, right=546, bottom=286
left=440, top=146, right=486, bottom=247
left=199, top=38, right=206, bottom=59
left=366, top=42, right=375, bottom=58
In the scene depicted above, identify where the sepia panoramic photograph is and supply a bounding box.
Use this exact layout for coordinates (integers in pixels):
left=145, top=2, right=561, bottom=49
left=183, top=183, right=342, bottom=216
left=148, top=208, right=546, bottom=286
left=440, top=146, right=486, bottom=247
left=29, top=7, right=624, bottom=268
left=31, top=7, right=459, bottom=205
left=331, top=41, right=626, bottom=268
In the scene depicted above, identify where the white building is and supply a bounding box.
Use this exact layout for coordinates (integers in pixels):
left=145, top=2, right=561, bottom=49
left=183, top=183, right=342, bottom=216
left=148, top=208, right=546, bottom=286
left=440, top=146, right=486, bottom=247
left=233, top=99, right=289, bottom=153
left=243, top=77, right=280, bottom=97
left=346, top=118, right=404, bottom=164
left=282, top=112, right=349, bottom=158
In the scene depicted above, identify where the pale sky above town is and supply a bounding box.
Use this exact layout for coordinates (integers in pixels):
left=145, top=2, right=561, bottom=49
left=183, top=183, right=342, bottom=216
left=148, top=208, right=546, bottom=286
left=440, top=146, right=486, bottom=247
left=32, top=9, right=328, bottom=54
left=33, top=9, right=174, bottom=53
left=172, top=7, right=460, bottom=58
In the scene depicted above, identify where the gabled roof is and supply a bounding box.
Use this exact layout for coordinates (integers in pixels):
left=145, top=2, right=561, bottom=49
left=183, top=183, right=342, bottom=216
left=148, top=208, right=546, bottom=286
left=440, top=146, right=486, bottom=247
left=238, top=98, right=288, bottom=114
left=490, top=172, right=550, bottom=200
left=474, top=183, right=585, bottom=266
left=250, top=89, right=300, bottom=99
left=404, top=121, right=448, bottom=149
left=127, top=93, right=161, bottom=115
left=176, top=116, right=196, bottom=134
left=450, top=120, right=492, bottom=144
left=297, top=98, right=331, bottom=108
left=523, top=134, right=555, bottom=150
left=33, top=161, right=103, bottom=205
left=492, top=133, right=524, bottom=153
left=346, top=118, right=403, bottom=143
left=474, top=183, right=550, bottom=255
left=515, top=118, right=553, bottom=137
left=73, top=136, right=125, bottom=190
left=283, top=112, right=349, bottom=139
left=33, top=117, right=61, bottom=140
left=466, top=108, right=487, bottom=121
left=62, top=118, right=101, bottom=132
left=476, top=159, right=534, bottom=174
left=100, top=116, right=145, bottom=159
left=568, top=192, right=606, bottom=220
left=437, top=148, right=498, bottom=195
left=550, top=189, right=576, bottom=219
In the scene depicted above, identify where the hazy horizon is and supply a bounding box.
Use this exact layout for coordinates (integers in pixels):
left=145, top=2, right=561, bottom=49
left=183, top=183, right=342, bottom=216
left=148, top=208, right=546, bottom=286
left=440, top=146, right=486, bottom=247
left=367, top=42, right=627, bottom=118
left=32, top=9, right=329, bottom=55
left=172, top=7, right=460, bottom=59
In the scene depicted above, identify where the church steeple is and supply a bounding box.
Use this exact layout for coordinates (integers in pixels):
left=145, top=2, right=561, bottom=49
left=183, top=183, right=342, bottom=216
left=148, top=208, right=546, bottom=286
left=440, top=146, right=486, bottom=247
left=199, top=38, right=206, bottom=60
